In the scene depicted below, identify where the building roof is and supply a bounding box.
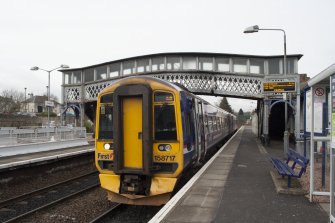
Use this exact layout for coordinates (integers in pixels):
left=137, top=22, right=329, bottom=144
left=59, top=52, right=304, bottom=72
left=26, top=95, right=59, bottom=105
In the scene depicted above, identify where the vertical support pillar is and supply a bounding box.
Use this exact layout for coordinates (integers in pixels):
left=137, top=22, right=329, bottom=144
left=330, top=75, right=335, bottom=221
left=61, top=72, right=65, bottom=126
left=81, top=103, right=84, bottom=128
left=284, top=130, right=289, bottom=155
left=295, top=77, right=302, bottom=153
left=263, top=99, right=270, bottom=145
left=80, top=70, right=85, bottom=131
left=310, top=86, right=315, bottom=202
left=294, top=77, right=301, bottom=140
left=80, top=103, right=85, bottom=137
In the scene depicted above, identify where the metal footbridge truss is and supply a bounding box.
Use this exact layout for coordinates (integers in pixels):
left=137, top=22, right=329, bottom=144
left=61, top=52, right=302, bottom=104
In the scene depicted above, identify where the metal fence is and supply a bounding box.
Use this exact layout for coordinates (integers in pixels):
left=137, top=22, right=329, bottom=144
left=0, top=127, right=87, bottom=146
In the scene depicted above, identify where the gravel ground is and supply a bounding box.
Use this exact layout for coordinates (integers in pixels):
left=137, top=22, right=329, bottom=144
left=0, top=174, right=99, bottom=222
left=300, top=160, right=330, bottom=202
left=18, top=187, right=120, bottom=223
left=0, top=154, right=95, bottom=202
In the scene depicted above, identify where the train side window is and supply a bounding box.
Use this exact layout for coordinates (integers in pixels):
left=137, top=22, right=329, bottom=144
left=212, top=117, right=216, bottom=132
left=208, top=116, right=213, bottom=133
left=98, top=103, right=113, bottom=139
left=220, top=117, right=223, bottom=129
left=204, top=115, right=208, bottom=134
left=154, top=105, right=177, bottom=141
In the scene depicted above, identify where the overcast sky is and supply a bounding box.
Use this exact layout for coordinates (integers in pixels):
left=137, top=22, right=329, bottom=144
left=1, top=0, right=334, bottom=112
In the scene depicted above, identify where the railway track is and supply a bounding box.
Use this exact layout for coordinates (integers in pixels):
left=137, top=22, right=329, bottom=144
left=0, top=171, right=99, bottom=223
left=89, top=203, right=124, bottom=223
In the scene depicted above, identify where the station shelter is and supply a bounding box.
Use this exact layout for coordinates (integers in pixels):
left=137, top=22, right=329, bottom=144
left=305, top=63, right=335, bottom=222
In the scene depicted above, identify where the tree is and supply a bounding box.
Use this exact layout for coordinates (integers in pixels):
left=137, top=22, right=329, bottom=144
left=238, top=108, right=244, bottom=116
left=218, top=97, right=233, bottom=113
left=237, top=108, right=246, bottom=125
left=0, top=89, right=24, bottom=114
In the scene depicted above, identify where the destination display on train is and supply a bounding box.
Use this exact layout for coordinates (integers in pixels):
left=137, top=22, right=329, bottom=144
left=263, top=81, right=296, bottom=93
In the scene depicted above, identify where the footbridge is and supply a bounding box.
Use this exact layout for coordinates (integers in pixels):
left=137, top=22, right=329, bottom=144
left=59, top=52, right=303, bottom=141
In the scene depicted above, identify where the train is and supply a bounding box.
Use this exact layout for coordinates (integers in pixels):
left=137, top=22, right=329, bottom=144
left=95, top=76, right=237, bottom=205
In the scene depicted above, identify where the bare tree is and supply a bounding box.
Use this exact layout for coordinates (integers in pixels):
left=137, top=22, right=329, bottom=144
left=0, top=89, right=24, bottom=114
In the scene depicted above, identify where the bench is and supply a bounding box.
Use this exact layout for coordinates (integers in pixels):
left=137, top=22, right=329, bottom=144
left=271, top=149, right=309, bottom=188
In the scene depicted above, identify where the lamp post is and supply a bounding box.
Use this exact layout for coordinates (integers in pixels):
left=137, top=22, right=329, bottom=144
left=244, top=25, right=289, bottom=154
left=24, top=87, right=27, bottom=113
left=30, top=64, right=70, bottom=127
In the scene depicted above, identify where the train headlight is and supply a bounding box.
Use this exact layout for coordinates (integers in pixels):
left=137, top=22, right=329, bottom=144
left=158, top=144, right=171, bottom=152
left=104, top=143, right=111, bottom=150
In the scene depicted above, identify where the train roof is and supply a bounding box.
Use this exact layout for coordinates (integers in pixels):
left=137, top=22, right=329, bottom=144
left=100, top=76, right=235, bottom=116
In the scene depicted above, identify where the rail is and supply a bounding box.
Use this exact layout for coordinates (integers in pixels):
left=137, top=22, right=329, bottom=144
left=0, top=172, right=99, bottom=223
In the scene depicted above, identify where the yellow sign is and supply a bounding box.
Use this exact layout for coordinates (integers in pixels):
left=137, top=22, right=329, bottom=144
left=263, top=81, right=296, bottom=93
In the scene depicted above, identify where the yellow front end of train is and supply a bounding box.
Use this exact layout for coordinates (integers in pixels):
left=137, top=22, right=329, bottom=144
left=95, top=77, right=184, bottom=205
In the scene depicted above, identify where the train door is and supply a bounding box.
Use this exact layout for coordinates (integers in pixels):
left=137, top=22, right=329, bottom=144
left=113, top=84, right=153, bottom=176
left=122, top=97, right=143, bottom=169
left=195, top=99, right=206, bottom=163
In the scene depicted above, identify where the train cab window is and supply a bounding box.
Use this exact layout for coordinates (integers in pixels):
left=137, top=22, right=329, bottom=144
left=154, top=105, right=177, bottom=141
left=98, top=94, right=113, bottom=139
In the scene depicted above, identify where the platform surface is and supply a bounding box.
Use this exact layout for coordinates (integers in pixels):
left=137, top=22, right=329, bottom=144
left=154, top=126, right=328, bottom=223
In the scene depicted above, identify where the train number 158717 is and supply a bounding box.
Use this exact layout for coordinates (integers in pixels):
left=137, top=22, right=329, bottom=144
left=154, top=155, right=176, bottom=162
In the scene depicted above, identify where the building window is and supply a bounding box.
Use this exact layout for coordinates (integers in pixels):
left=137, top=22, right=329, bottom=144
left=199, top=57, right=213, bottom=71
left=110, top=63, right=120, bottom=78
left=250, top=59, right=264, bottom=74
left=167, top=57, right=180, bottom=70
left=233, top=58, right=247, bottom=73
left=216, top=58, right=230, bottom=72
left=96, top=66, right=107, bottom=80
left=84, top=68, right=94, bottom=82
left=152, top=57, right=165, bottom=71
left=64, top=72, right=72, bottom=84
left=268, top=58, right=280, bottom=75
left=282, top=58, right=295, bottom=74
left=137, top=59, right=150, bottom=73
left=73, top=71, right=81, bottom=84
left=182, top=57, right=196, bottom=70
left=123, top=61, right=135, bottom=75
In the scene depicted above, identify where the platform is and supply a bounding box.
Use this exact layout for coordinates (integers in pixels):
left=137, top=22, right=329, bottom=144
left=0, top=145, right=94, bottom=171
left=150, top=126, right=329, bottom=222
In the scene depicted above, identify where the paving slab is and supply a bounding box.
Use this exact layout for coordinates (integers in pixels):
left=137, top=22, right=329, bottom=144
left=155, top=126, right=329, bottom=223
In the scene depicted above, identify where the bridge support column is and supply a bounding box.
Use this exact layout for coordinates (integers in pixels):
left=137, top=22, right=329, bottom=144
left=263, top=99, right=270, bottom=145
left=80, top=103, right=84, bottom=128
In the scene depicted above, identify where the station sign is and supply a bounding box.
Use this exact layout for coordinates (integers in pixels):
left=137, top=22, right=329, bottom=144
left=263, top=81, right=296, bottom=93
left=45, top=101, right=54, bottom=107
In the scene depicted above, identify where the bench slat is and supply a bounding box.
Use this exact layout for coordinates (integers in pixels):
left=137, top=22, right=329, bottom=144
left=270, top=148, right=309, bottom=188
left=271, top=158, right=297, bottom=176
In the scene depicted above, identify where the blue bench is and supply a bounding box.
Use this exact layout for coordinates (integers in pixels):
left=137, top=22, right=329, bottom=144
left=271, top=149, right=309, bottom=188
